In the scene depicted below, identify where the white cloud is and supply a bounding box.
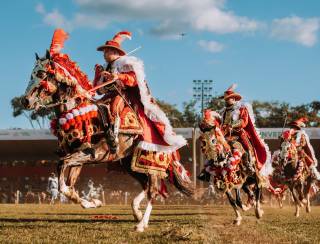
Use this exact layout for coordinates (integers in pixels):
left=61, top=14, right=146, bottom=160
left=193, top=8, right=259, bottom=34
left=35, top=4, right=109, bottom=31
left=36, top=0, right=260, bottom=35
left=42, top=9, right=73, bottom=31
left=198, top=40, right=225, bottom=53
left=271, top=16, right=320, bottom=47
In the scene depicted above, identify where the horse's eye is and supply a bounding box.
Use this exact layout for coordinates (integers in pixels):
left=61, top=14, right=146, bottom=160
left=36, top=70, right=47, bottom=79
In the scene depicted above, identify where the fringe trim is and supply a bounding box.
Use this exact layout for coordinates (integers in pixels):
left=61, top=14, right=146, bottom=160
left=137, top=141, right=182, bottom=153
left=113, top=56, right=187, bottom=151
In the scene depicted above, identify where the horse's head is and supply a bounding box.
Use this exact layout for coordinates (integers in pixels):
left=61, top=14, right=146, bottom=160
left=199, top=109, right=229, bottom=162
left=22, top=29, right=92, bottom=111
left=22, top=50, right=59, bottom=110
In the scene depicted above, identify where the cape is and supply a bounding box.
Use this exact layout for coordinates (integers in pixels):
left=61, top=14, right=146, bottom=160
left=112, top=55, right=187, bottom=152
left=220, top=101, right=272, bottom=176
left=294, top=129, right=317, bottom=167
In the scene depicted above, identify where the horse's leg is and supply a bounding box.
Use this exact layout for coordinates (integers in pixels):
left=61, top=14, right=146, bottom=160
left=135, top=196, right=152, bottom=232
left=226, top=190, right=242, bottom=225
left=58, top=159, right=94, bottom=208
left=235, top=188, right=243, bottom=208
left=131, top=190, right=146, bottom=222
left=296, top=181, right=307, bottom=205
left=254, top=185, right=264, bottom=219
left=241, top=181, right=255, bottom=211
left=59, top=164, right=84, bottom=204
left=58, top=161, right=73, bottom=199
left=135, top=174, right=157, bottom=232
left=305, top=177, right=312, bottom=213
left=278, top=194, right=283, bottom=209
left=290, top=185, right=300, bottom=217
left=67, top=165, right=101, bottom=208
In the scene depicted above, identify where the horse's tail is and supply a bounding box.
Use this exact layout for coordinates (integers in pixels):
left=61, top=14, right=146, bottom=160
left=170, top=161, right=195, bottom=197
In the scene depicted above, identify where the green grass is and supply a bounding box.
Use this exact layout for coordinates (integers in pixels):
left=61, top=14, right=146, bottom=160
left=0, top=204, right=319, bottom=243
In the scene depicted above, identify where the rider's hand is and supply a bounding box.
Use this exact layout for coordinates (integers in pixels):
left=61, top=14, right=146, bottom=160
left=101, top=71, right=118, bottom=82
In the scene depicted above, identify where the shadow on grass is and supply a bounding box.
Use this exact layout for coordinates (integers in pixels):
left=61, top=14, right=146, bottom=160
left=0, top=218, right=171, bottom=224
left=0, top=218, right=134, bottom=224
left=14, top=212, right=216, bottom=217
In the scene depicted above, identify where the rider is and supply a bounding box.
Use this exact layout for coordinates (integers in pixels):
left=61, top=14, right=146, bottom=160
left=285, top=117, right=320, bottom=180
left=219, top=84, right=270, bottom=175
left=93, top=31, right=187, bottom=154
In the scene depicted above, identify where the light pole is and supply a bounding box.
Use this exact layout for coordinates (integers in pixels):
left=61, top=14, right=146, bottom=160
left=192, top=80, right=214, bottom=117
left=192, top=80, right=214, bottom=188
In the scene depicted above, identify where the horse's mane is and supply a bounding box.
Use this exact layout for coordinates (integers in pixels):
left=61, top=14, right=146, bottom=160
left=52, top=53, right=93, bottom=91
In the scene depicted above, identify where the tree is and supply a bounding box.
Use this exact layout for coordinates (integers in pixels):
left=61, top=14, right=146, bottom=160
left=181, top=100, right=199, bottom=127
left=156, top=100, right=184, bottom=128
left=11, top=95, right=52, bottom=129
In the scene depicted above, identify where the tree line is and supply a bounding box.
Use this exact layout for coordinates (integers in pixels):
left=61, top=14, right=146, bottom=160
left=11, top=95, right=320, bottom=129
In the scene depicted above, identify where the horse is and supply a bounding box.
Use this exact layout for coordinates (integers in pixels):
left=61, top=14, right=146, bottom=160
left=198, top=111, right=272, bottom=225
left=270, top=138, right=316, bottom=217
left=22, top=32, right=194, bottom=232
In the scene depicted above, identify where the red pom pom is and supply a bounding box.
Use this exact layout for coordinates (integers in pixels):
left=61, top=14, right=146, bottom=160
left=69, top=118, right=75, bottom=126
left=75, top=116, right=82, bottom=123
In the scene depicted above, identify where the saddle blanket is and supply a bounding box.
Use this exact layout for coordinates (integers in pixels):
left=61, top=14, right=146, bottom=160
left=131, top=148, right=172, bottom=178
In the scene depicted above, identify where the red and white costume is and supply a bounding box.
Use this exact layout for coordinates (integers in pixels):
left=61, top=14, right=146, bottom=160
left=283, top=118, right=320, bottom=179
left=219, top=85, right=272, bottom=176
left=93, top=32, right=187, bottom=152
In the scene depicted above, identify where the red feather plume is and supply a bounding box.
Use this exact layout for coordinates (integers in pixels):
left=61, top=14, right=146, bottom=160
left=50, top=29, right=69, bottom=55
left=113, top=31, right=132, bottom=44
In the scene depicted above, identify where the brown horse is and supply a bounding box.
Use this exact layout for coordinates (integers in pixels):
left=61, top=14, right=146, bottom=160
left=198, top=111, right=272, bottom=225
left=22, top=35, right=194, bottom=232
left=271, top=139, right=317, bottom=217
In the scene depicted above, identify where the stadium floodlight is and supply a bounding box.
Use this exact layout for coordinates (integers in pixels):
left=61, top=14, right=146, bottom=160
left=192, top=80, right=214, bottom=117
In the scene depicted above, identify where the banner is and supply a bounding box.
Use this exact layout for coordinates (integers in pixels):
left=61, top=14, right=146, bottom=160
left=1, top=128, right=320, bottom=140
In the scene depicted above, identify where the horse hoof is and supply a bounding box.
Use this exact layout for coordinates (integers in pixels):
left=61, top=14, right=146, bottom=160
left=135, top=225, right=144, bottom=232
left=242, top=204, right=251, bottom=211
left=233, top=219, right=241, bottom=226
left=255, top=209, right=263, bottom=219
left=92, top=199, right=102, bottom=208
left=306, top=207, right=311, bottom=213
left=81, top=199, right=97, bottom=209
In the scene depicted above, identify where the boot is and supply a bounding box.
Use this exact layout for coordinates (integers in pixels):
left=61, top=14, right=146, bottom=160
left=105, top=127, right=118, bottom=154
left=243, top=152, right=255, bottom=175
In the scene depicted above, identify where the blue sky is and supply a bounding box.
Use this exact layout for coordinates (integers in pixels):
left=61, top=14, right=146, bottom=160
left=1, top=0, right=320, bottom=129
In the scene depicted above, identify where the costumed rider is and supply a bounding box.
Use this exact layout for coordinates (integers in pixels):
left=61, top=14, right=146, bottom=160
left=198, top=84, right=270, bottom=181
left=283, top=118, right=320, bottom=180
left=93, top=30, right=187, bottom=156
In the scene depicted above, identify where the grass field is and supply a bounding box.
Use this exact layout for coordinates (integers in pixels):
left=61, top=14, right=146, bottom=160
left=0, top=204, right=320, bottom=243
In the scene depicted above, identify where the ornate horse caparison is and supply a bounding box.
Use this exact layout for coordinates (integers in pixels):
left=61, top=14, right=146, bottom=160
left=199, top=112, right=272, bottom=225
left=271, top=139, right=316, bottom=217
left=22, top=41, right=194, bottom=232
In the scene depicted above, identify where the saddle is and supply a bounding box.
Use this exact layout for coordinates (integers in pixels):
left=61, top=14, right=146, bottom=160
left=96, top=103, right=143, bottom=136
